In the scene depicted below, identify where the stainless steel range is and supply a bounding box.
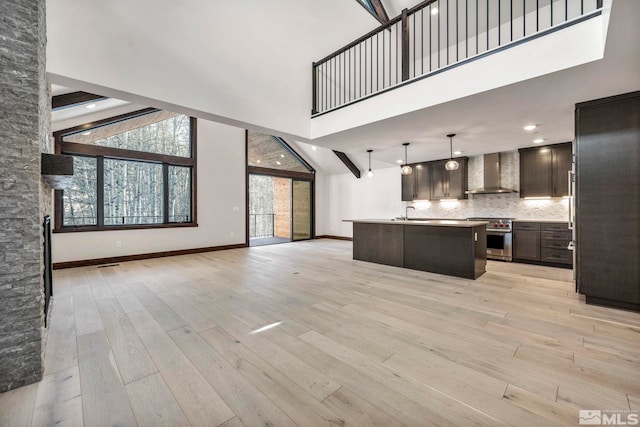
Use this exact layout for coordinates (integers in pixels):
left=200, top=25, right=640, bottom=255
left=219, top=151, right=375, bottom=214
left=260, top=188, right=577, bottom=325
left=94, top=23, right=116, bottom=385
left=468, top=217, right=513, bottom=262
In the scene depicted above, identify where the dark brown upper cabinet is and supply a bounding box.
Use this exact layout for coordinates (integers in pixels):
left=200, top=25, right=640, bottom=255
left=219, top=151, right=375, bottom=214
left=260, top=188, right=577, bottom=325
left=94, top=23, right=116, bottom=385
left=430, top=158, right=468, bottom=200
left=401, top=158, right=467, bottom=201
left=401, top=169, right=416, bottom=201
left=519, top=142, right=572, bottom=198
left=401, top=162, right=430, bottom=201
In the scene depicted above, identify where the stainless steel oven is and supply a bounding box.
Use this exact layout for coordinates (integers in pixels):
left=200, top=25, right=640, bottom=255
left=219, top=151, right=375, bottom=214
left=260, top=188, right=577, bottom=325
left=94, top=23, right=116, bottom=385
left=468, top=218, right=513, bottom=261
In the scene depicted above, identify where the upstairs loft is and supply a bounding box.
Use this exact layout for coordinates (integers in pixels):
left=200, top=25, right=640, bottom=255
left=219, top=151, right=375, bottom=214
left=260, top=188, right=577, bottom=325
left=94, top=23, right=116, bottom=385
left=310, top=0, right=608, bottom=139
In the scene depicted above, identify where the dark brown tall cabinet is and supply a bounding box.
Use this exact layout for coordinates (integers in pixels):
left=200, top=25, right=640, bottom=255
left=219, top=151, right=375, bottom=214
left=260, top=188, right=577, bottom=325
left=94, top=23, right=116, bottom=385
left=576, top=91, right=640, bottom=312
left=519, top=142, right=572, bottom=198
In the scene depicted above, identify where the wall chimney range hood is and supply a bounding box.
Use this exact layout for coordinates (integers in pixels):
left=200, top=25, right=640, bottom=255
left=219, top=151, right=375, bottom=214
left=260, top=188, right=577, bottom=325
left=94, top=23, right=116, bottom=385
left=466, top=153, right=517, bottom=194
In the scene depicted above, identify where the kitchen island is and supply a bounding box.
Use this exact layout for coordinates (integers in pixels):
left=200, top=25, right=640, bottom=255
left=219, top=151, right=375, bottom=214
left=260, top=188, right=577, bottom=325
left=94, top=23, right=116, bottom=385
left=346, top=219, right=488, bottom=279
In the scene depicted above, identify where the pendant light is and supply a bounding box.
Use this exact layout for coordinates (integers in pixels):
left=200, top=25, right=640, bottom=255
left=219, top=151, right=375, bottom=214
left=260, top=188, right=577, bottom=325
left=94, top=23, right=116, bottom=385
left=401, top=143, right=413, bottom=175
left=366, top=149, right=374, bottom=178
left=445, top=133, right=459, bottom=171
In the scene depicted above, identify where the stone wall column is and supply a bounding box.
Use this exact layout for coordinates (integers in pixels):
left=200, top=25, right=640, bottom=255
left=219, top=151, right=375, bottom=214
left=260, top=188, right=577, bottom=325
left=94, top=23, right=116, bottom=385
left=0, top=0, right=47, bottom=392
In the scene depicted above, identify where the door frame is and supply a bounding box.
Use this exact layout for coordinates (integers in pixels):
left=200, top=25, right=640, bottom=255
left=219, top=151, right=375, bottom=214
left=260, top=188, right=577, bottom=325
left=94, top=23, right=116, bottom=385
left=245, top=132, right=315, bottom=245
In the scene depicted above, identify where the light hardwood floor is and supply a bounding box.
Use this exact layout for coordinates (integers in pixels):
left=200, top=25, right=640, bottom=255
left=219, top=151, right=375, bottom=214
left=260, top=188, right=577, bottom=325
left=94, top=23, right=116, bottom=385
left=2, top=239, right=639, bottom=426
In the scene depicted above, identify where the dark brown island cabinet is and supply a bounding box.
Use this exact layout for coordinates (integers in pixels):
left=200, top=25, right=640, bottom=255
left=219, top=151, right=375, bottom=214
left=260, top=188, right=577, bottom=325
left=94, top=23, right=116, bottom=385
left=513, top=221, right=572, bottom=267
left=575, top=91, right=640, bottom=312
left=401, top=157, right=468, bottom=201
left=350, top=219, right=487, bottom=280
left=519, top=142, right=572, bottom=198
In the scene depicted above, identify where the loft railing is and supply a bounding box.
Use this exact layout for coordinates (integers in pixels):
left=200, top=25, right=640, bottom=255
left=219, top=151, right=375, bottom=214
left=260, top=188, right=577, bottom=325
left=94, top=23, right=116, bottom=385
left=312, top=0, right=603, bottom=116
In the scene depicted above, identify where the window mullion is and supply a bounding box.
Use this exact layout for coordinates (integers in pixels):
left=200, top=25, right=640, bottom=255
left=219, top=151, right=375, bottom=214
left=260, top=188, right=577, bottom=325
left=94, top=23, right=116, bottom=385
left=97, top=156, right=105, bottom=227
left=163, top=163, right=169, bottom=224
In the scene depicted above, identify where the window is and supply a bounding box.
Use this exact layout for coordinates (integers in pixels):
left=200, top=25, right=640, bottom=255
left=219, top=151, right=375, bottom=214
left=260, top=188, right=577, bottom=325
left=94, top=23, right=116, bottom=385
left=54, top=109, right=197, bottom=231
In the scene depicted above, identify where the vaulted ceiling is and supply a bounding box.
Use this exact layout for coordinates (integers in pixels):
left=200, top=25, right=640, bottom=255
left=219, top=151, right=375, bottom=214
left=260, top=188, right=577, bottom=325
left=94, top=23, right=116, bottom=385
left=48, top=0, right=640, bottom=175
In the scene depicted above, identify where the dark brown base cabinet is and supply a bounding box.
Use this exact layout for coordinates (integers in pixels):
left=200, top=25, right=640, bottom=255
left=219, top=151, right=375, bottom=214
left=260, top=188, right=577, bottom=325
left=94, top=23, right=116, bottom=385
left=576, top=91, right=640, bottom=312
left=353, top=222, right=486, bottom=279
left=513, top=222, right=572, bottom=268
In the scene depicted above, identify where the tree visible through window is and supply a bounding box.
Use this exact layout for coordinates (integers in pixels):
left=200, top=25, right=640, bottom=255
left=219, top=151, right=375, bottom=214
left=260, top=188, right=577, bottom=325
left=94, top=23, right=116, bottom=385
left=56, top=110, right=196, bottom=230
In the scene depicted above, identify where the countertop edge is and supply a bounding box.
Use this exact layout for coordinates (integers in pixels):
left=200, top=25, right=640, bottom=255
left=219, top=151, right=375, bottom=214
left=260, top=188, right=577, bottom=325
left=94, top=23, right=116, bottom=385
left=343, top=219, right=489, bottom=228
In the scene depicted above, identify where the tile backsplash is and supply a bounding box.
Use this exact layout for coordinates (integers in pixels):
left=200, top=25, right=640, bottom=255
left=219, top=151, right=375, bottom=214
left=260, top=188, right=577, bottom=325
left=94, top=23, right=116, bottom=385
left=408, top=151, right=570, bottom=221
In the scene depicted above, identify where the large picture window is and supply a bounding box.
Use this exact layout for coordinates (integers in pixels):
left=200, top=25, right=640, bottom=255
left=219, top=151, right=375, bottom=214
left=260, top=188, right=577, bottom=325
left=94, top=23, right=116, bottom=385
left=54, top=109, right=197, bottom=231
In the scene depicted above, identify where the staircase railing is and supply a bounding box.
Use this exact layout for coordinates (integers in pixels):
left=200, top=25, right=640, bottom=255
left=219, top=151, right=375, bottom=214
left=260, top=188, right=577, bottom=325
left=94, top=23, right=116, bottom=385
left=312, top=0, right=603, bottom=116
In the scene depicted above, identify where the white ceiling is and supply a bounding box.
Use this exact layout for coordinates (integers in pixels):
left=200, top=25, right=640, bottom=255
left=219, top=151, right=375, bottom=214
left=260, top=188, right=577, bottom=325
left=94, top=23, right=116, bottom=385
left=48, top=0, right=639, bottom=176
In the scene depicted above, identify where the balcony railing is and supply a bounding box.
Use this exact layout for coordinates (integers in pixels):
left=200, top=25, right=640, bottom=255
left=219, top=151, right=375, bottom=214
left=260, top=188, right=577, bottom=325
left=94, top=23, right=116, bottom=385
left=312, top=0, right=603, bottom=116
left=249, top=213, right=276, bottom=238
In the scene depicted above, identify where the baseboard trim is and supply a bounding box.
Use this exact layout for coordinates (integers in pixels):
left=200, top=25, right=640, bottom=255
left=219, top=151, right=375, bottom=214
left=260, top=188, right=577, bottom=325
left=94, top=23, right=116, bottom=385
left=316, top=235, right=353, bottom=241
left=53, top=243, right=248, bottom=269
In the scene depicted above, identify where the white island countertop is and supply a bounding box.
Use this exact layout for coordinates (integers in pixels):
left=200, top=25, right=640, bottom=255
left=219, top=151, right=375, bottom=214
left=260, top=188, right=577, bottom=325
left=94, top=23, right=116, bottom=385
left=343, top=219, right=488, bottom=227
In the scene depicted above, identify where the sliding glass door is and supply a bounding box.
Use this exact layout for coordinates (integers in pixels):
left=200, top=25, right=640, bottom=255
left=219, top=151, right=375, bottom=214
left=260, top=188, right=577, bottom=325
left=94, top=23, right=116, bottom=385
left=292, top=179, right=311, bottom=241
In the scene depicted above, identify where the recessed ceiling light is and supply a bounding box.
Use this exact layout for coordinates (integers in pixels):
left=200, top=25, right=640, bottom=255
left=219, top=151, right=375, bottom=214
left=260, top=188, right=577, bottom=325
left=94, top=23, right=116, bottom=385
left=256, top=160, right=261, bottom=164
left=81, top=131, right=92, bottom=136
left=85, top=103, right=96, bottom=109
left=431, top=7, right=438, bottom=15
left=396, top=159, right=403, bottom=164
left=312, top=146, right=317, bottom=151
left=453, top=150, right=462, bottom=155
left=276, top=161, right=281, bottom=165
left=523, top=124, right=537, bottom=131
left=280, top=154, right=285, bottom=158
left=533, top=138, right=544, bottom=144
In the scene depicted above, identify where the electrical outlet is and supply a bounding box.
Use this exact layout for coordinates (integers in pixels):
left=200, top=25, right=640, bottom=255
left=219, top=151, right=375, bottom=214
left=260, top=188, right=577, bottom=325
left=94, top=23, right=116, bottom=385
left=115, top=240, right=122, bottom=248
left=232, top=206, right=239, bottom=211
left=230, top=231, right=235, bottom=237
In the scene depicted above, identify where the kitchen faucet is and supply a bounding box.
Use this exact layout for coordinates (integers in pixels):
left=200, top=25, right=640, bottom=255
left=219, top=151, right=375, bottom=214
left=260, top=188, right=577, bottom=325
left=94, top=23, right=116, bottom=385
left=405, top=205, right=415, bottom=220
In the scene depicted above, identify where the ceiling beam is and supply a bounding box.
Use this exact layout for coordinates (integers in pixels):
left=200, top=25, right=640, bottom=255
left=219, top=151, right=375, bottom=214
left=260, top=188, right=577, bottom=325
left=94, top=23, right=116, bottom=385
left=52, top=91, right=108, bottom=110
left=369, top=0, right=389, bottom=23
left=333, top=151, right=361, bottom=178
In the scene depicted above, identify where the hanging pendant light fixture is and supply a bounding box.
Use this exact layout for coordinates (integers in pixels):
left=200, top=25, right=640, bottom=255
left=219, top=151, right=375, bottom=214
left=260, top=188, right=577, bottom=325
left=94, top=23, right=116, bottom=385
left=366, top=149, right=374, bottom=178
left=401, top=143, right=413, bottom=175
left=445, top=133, right=459, bottom=171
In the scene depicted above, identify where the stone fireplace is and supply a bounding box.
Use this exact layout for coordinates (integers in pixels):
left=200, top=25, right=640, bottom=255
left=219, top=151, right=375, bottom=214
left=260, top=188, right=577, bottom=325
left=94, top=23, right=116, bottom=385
left=0, top=0, right=50, bottom=392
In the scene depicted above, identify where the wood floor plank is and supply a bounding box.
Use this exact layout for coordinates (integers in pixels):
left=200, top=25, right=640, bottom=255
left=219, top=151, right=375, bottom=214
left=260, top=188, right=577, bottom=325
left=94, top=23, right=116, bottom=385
left=217, top=416, right=246, bottom=427
left=168, top=326, right=298, bottom=427
left=200, top=326, right=347, bottom=427
left=130, top=284, right=188, bottom=332
left=0, top=382, right=38, bottom=427
left=629, top=395, right=639, bottom=410
left=322, top=387, right=404, bottom=427
left=72, top=284, right=103, bottom=337
left=125, top=373, right=190, bottom=427
left=32, top=366, right=83, bottom=427
left=96, top=298, right=157, bottom=384
left=43, top=294, right=78, bottom=375
left=126, top=309, right=234, bottom=427
left=503, top=384, right=577, bottom=426
left=77, top=331, right=137, bottom=427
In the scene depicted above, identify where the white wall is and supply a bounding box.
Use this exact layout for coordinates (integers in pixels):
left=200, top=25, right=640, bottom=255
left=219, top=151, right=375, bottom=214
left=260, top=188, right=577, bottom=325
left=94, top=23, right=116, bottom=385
left=322, top=167, right=404, bottom=237
left=52, top=119, right=246, bottom=263
left=321, top=151, right=569, bottom=238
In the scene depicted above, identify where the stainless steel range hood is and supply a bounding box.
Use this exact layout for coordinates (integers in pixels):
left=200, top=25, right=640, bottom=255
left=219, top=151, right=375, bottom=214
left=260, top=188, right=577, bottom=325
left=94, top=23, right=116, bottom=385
left=466, top=153, right=517, bottom=194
